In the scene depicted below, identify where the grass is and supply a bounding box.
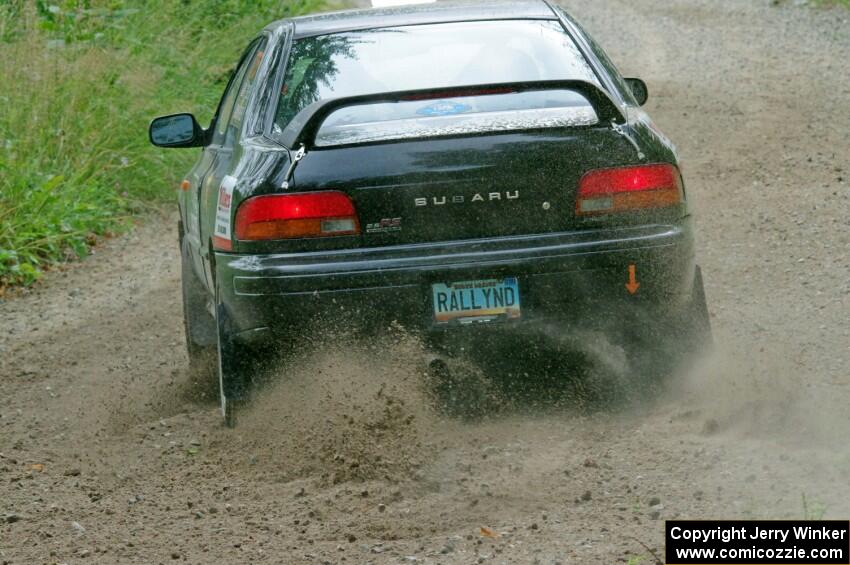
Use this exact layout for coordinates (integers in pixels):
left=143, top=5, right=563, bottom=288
left=813, top=0, right=850, bottom=7
left=783, top=0, right=850, bottom=7
left=0, top=0, right=338, bottom=288
left=802, top=492, right=827, bottom=520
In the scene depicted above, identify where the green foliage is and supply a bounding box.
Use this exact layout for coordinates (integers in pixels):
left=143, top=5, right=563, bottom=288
left=812, top=0, right=850, bottom=7
left=778, top=0, right=850, bottom=7
left=802, top=492, right=827, bottom=520
left=0, top=0, right=333, bottom=287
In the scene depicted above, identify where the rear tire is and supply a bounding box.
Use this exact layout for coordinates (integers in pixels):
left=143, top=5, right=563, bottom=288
left=626, top=265, right=712, bottom=390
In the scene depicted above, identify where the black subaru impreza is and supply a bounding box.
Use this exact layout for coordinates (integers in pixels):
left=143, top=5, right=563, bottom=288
left=150, top=0, right=710, bottom=425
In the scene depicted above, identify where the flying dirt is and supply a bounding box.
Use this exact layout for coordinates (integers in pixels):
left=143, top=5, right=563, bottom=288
left=1, top=0, right=849, bottom=563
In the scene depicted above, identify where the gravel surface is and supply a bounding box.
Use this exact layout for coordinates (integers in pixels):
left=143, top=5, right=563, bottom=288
left=1, top=1, right=849, bottom=563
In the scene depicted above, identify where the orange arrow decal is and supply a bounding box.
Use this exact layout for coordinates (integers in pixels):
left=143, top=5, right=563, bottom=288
left=625, top=264, right=640, bottom=295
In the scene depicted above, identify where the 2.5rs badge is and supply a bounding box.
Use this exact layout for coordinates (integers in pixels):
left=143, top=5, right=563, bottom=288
left=366, top=217, right=402, bottom=234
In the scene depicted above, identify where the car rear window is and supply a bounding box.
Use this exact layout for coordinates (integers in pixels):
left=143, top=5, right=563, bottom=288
left=313, top=89, right=598, bottom=147
left=273, top=20, right=602, bottom=145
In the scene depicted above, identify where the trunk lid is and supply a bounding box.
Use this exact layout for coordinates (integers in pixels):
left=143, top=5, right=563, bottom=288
left=292, top=128, right=639, bottom=245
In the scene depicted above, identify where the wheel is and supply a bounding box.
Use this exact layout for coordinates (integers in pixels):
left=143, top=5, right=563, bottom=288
left=180, top=234, right=217, bottom=385
left=625, top=265, right=713, bottom=390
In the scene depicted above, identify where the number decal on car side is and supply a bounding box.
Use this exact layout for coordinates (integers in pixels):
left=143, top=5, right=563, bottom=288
left=213, top=175, right=237, bottom=250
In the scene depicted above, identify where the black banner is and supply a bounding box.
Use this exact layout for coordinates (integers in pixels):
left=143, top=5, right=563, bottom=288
left=666, top=520, right=850, bottom=564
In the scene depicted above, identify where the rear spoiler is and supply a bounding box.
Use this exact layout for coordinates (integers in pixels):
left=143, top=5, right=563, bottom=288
left=277, top=79, right=626, bottom=150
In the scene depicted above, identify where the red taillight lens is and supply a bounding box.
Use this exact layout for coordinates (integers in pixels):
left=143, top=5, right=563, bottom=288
left=235, top=191, right=360, bottom=241
left=576, top=164, right=683, bottom=216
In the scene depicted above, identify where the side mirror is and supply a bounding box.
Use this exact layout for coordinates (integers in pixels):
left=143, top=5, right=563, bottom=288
left=149, top=113, right=205, bottom=148
left=624, top=78, right=648, bottom=106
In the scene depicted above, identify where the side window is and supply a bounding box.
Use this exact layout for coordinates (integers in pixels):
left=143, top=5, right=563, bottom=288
left=210, top=39, right=263, bottom=147
left=223, top=38, right=268, bottom=148
left=582, top=33, right=637, bottom=106
left=556, top=9, right=637, bottom=106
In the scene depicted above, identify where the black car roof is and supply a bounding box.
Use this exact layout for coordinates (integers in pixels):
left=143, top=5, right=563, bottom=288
left=272, top=0, right=558, bottom=39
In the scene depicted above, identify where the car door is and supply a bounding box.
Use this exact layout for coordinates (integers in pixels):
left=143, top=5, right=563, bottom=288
left=181, top=43, right=256, bottom=291
left=197, top=37, right=269, bottom=288
left=182, top=144, right=215, bottom=287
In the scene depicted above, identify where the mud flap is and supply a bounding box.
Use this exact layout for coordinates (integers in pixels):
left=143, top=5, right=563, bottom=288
left=665, top=264, right=712, bottom=359
left=216, top=301, right=251, bottom=427
left=181, top=239, right=217, bottom=349
left=689, top=265, right=713, bottom=349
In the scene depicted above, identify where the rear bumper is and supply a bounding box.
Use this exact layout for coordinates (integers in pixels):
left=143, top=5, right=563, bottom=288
left=215, top=221, right=696, bottom=342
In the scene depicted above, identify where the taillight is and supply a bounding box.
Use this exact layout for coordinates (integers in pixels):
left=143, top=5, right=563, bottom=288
left=235, top=191, right=360, bottom=241
left=576, top=164, right=683, bottom=216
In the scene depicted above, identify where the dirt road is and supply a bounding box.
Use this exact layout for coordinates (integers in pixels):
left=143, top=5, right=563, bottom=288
left=2, top=1, right=849, bottom=563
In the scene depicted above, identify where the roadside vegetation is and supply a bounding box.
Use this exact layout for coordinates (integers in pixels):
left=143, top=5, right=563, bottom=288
left=776, top=0, right=850, bottom=7
left=2, top=0, right=842, bottom=290
left=0, top=0, right=335, bottom=288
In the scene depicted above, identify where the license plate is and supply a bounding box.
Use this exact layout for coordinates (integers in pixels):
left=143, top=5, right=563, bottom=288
left=432, top=277, right=521, bottom=324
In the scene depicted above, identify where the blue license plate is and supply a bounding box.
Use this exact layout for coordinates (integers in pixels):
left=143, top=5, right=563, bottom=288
left=432, top=277, right=521, bottom=324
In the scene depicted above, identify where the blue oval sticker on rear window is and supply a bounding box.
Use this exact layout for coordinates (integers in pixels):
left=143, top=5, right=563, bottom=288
left=416, top=100, right=472, bottom=117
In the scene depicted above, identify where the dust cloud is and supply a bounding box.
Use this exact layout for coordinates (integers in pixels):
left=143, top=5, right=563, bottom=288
left=224, top=329, right=446, bottom=485
left=669, top=341, right=850, bottom=447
